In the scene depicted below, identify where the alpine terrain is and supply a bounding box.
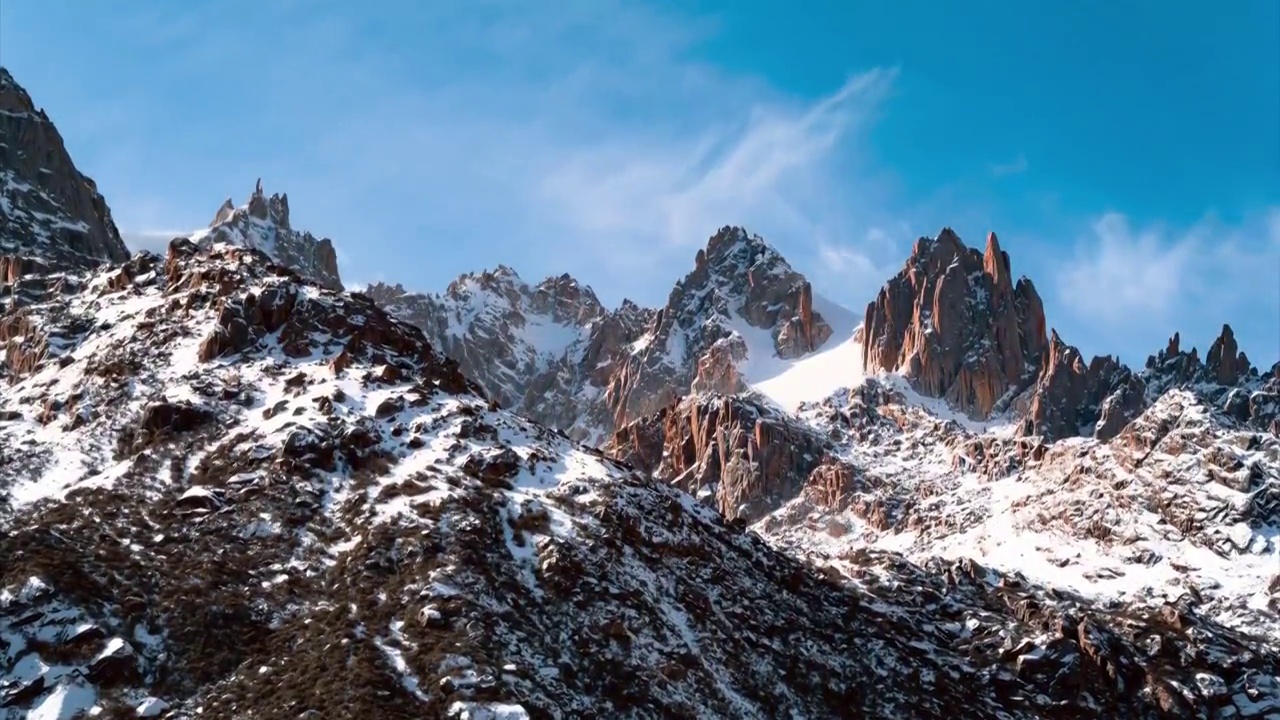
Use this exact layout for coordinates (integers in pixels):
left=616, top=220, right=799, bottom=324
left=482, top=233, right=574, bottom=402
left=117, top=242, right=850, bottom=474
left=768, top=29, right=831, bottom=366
left=2, top=66, right=1279, bottom=720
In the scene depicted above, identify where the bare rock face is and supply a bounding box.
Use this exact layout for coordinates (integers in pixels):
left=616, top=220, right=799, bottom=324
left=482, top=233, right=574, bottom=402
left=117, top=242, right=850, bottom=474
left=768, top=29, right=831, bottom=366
left=1020, top=331, right=1146, bottom=441
left=0, top=67, right=129, bottom=270
left=195, top=180, right=343, bottom=291
left=605, top=226, right=836, bottom=430
left=607, top=394, right=831, bottom=522
left=861, top=229, right=1047, bottom=419
left=364, top=270, right=652, bottom=443
left=370, top=226, right=838, bottom=442
left=1206, top=323, right=1249, bottom=386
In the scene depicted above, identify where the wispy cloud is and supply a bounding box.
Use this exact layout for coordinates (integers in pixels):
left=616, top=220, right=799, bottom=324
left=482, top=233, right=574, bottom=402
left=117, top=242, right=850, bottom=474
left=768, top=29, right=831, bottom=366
left=990, top=153, right=1028, bottom=177
left=1054, top=209, right=1280, bottom=363
left=75, top=1, right=904, bottom=307
left=535, top=69, right=896, bottom=266
left=121, top=230, right=191, bottom=254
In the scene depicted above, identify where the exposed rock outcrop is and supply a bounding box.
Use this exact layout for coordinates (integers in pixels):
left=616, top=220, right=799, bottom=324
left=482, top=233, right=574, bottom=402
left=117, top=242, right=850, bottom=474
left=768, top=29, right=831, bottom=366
left=0, top=67, right=129, bottom=270
left=608, top=394, right=831, bottom=521
left=604, top=226, right=838, bottom=429
left=365, top=269, right=652, bottom=443
left=195, top=179, right=343, bottom=291
left=369, top=226, right=844, bottom=442
left=1020, top=331, right=1147, bottom=441
left=861, top=229, right=1047, bottom=420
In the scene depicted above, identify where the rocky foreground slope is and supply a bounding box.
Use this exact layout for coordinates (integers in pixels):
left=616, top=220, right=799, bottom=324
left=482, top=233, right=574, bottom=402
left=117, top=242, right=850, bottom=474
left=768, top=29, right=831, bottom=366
left=4, top=64, right=1280, bottom=718
left=3, top=241, right=1280, bottom=719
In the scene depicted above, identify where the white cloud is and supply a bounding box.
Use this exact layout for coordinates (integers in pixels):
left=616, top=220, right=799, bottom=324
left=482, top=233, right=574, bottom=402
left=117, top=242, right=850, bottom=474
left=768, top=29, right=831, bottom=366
left=121, top=230, right=192, bottom=254
left=66, top=1, right=903, bottom=308
left=535, top=69, right=896, bottom=257
left=1057, top=213, right=1196, bottom=321
left=990, top=153, right=1028, bottom=177
left=1054, top=210, right=1280, bottom=363
left=810, top=223, right=911, bottom=299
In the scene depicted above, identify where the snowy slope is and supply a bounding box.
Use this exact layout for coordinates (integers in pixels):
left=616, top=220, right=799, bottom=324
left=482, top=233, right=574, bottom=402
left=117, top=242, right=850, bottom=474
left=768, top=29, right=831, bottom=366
left=756, top=375, right=1280, bottom=646
left=749, top=303, right=863, bottom=412
left=5, top=241, right=1278, bottom=717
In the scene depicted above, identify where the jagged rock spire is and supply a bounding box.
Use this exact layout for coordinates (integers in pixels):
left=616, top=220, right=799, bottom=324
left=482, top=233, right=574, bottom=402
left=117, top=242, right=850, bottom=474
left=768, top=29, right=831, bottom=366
left=197, top=181, right=340, bottom=290
left=861, top=227, right=1047, bottom=419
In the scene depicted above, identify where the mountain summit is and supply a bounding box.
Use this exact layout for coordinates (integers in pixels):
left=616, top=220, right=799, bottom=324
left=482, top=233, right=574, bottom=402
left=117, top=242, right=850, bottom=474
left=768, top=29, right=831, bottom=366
left=2, top=62, right=1279, bottom=719
left=0, top=66, right=129, bottom=271
left=194, top=179, right=343, bottom=290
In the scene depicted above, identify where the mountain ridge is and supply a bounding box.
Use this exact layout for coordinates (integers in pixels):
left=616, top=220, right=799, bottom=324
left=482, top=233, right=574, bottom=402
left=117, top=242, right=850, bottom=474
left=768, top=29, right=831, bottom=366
left=192, top=179, right=344, bottom=292
left=4, top=65, right=1280, bottom=718
left=0, top=66, right=129, bottom=272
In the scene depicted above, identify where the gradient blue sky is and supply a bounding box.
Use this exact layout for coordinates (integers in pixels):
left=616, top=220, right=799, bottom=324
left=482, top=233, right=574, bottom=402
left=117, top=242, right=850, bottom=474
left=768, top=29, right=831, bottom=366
left=2, top=0, right=1277, bottom=365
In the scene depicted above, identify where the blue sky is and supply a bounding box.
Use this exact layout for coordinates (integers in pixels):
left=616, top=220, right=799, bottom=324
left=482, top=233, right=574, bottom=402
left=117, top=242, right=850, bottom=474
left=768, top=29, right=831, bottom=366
left=2, top=0, right=1277, bottom=366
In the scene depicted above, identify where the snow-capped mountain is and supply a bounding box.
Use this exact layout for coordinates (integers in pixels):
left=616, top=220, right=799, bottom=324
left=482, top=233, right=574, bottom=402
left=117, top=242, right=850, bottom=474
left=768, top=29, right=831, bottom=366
left=191, top=180, right=343, bottom=291
left=5, top=236, right=1280, bottom=719
left=0, top=68, right=129, bottom=272
left=364, top=268, right=654, bottom=444
left=604, top=226, right=855, bottom=427
left=4, top=64, right=1280, bottom=718
left=367, top=226, right=856, bottom=445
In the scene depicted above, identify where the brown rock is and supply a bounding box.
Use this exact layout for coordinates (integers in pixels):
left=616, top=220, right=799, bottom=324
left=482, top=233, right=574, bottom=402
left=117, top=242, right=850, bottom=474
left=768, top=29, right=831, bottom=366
left=1206, top=323, right=1249, bottom=386
left=861, top=228, right=1047, bottom=419
left=0, top=309, right=48, bottom=378
left=690, top=337, right=747, bottom=396
left=1021, top=333, right=1147, bottom=441
left=806, top=459, right=858, bottom=509
left=607, top=394, right=828, bottom=521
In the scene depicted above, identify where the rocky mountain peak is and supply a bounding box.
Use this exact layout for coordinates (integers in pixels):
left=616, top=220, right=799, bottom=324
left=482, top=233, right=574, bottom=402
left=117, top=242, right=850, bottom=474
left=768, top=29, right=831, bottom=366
left=1134, top=324, right=1279, bottom=433
left=1207, top=322, right=1252, bottom=386
left=1020, top=327, right=1137, bottom=441
left=0, top=66, right=129, bottom=272
left=600, top=226, right=841, bottom=434
left=245, top=177, right=292, bottom=228
left=529, top=272, right=606, bottom=326
left=365, top=265, right=645, bottom=443
left=862, top=227, right=1048, bottom=420
left=685, top=226, right=834, bottom=357
left=1145, top=324, right=1260, bottom=390
left=982, top=231, right=1012, bottom=290
left=0, top=67, right=37, bottom=115
left=195, top=180, right=342, bottom=291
